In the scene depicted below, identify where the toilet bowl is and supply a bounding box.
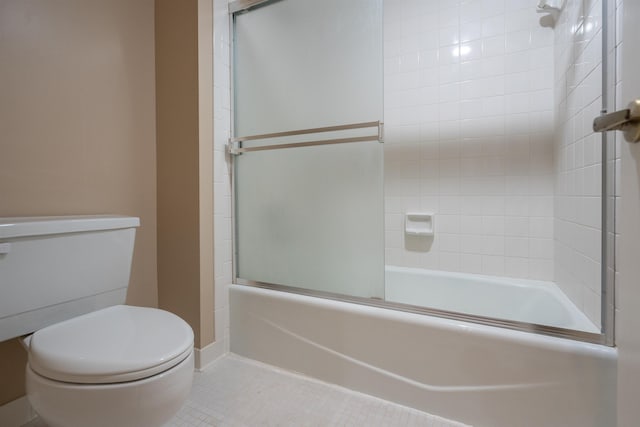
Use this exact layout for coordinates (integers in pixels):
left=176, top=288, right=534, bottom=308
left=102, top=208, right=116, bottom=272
left=25, top=305, right=194, bottom=427
left=0, top=215, right=195, bottom=427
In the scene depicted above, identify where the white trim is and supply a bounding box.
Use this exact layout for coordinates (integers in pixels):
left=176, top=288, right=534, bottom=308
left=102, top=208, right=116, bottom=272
left=0, top=396, right=36, bottom=427
left=194, top=340, right=225, bottom=371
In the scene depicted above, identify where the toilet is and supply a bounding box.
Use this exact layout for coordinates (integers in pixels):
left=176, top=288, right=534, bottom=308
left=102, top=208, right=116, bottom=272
left=0, top=215, right=194, bottom=427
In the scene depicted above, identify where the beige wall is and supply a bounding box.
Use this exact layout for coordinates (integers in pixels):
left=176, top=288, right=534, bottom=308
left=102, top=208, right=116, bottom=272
left=156, top=0, right=215, bottom=350
left=0, top=0, right=157, bottom=405
left=197, top=0, right=215, bottom=351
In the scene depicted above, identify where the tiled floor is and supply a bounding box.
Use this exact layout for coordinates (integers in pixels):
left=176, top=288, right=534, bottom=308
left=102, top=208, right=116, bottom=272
left=166, top=354, right=469, bottom=427
left=23, top=354, right=469, bottom=427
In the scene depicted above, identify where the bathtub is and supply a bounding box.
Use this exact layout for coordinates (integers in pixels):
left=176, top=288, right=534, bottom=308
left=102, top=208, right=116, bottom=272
left=230, top=268, right=617, bottom=427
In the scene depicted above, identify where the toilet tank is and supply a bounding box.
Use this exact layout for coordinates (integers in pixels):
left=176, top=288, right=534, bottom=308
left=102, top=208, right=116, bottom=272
left=0, top=215, right=140, bottom=342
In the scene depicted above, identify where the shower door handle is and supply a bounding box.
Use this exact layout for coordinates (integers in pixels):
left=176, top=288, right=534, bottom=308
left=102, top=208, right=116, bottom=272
left=593, top=100, right=640, bottom=142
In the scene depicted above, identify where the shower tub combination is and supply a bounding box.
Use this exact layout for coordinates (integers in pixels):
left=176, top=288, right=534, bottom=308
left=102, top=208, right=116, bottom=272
left=227, top=0, right=616, bottom=426
left=230, top=266, right=616, bottom=427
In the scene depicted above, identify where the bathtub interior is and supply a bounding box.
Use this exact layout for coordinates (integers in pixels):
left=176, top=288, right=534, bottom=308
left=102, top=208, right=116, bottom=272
left=385, top=266, right=599, bottom=333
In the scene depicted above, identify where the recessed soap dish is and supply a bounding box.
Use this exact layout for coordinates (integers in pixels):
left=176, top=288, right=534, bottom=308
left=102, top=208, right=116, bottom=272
left=405, top=212, right=434, bottom=236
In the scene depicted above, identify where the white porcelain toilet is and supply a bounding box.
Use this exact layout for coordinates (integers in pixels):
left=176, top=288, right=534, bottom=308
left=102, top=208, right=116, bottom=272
left=0, top=215, right=194, bottom=427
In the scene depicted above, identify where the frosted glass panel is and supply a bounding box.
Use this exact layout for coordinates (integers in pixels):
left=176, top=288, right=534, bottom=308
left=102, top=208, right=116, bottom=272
left=233, top=0, right=384, bottom=298
left=234, top=0, right=383, bottom=136
left=235, top=143, right=384, bottom=297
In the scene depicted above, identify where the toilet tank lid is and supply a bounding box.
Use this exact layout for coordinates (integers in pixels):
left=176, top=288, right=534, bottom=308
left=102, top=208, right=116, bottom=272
left=0, top=215, right=139, bottom=239
left=28, top=305, right=194, bottom=384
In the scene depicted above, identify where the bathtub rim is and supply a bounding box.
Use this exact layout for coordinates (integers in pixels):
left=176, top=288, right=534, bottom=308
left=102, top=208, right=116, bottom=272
left=234, top=278, right=608, bottom=346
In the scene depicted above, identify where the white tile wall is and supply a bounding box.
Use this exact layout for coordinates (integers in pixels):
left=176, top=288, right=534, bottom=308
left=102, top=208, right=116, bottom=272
left=553, top=0, right=605, bottom=327
left=384, top=0, right=556, bottom=281
left=213, top=0, right=232, bottom=353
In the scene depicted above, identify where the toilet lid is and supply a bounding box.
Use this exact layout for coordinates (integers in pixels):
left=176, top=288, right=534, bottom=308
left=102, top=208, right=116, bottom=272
left=28, top=305, right=194, bottom=384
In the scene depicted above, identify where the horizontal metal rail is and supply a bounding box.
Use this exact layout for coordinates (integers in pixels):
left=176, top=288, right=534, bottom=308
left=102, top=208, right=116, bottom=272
left=234, top=278, right=607, bottom=345
left=229, top=134, right=379, bottom=154
left=230, top=121, right=381, bottom=143
left=228, top=121, right=383, bottom=155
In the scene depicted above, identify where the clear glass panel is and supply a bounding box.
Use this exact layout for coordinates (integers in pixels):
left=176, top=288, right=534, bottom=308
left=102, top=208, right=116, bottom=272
left=233, top=0, right=384, bottom=298
left=381, top=0, right=605, bottom=334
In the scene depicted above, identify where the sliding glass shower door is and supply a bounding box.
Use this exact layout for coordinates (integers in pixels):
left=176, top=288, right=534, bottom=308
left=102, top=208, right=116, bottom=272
left=232, top=0, right=384, bottom=298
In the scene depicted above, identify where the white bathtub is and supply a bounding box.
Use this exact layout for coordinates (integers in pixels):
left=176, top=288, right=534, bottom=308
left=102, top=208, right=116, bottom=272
left=230, top=269, right=617, bottom=427
left=385, top=266, right=599, bottom=333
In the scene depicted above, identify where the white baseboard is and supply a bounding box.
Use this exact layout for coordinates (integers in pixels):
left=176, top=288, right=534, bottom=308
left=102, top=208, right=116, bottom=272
left=0, top=396, right=36, bottom=427
left=194, top=340, right=225, bottom=371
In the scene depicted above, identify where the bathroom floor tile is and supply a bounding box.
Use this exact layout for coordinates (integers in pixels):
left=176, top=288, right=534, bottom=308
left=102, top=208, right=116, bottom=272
left=165, top=354, right=470, bottom=427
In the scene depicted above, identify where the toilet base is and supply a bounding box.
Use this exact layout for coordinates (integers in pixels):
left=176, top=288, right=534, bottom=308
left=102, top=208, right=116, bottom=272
left=26, top=350, right=194, bottom=427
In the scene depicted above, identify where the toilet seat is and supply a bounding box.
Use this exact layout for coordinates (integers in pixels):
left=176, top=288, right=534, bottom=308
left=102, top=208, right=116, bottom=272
left=28, top=305, right=194, bottom=384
